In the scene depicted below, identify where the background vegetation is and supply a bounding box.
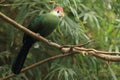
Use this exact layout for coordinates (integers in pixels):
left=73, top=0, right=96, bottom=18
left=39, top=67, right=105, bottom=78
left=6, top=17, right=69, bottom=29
left=0, top=0, right=120, bottom=80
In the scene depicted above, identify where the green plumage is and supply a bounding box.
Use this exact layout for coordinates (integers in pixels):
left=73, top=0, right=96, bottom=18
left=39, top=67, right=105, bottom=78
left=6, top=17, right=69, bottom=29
left=29, top=13, right=59, bottom=37
left=12, top=12, right=60, bottom=74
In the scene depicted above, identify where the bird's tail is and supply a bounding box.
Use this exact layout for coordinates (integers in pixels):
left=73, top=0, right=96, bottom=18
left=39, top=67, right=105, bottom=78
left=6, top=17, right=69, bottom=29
left=12, top=42, right=33, bottom=74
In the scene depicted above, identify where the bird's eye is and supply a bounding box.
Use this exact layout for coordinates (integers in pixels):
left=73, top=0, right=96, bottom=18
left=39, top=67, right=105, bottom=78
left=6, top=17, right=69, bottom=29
left=57, top=11, right=60, bottom=13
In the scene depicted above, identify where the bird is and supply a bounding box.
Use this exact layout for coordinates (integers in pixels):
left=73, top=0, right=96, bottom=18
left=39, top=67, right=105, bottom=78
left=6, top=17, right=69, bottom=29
left=12, top=6, right=64, bottom=74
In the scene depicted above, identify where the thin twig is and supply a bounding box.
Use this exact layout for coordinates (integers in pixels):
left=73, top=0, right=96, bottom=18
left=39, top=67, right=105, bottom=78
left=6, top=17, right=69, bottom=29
left=61, top=40, right=94, bottom=48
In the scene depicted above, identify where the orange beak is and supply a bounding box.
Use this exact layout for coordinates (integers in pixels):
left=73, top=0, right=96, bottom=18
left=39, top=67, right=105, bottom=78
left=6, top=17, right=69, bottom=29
left=61, top=12, right=64, bottom=17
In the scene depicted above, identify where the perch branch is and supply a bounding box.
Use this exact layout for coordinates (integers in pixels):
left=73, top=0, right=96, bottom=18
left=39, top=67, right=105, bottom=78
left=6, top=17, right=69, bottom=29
left=0, top=11, right=120, bottom=61
left=0, top=12, right=120, bottom=79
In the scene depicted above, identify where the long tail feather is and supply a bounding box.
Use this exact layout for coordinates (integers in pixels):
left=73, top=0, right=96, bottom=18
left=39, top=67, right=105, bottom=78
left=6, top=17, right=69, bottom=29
left=12, top=43, right=33, bottom=74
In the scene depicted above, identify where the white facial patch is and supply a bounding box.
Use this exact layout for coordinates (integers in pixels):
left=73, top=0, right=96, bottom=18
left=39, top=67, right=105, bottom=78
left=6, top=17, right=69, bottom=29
left=51, top=10, right=62, bottom=17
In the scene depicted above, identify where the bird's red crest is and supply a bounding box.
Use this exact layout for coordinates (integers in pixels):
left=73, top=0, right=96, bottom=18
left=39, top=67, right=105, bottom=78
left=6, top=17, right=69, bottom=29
left=54, top=6, right=64, bottom=12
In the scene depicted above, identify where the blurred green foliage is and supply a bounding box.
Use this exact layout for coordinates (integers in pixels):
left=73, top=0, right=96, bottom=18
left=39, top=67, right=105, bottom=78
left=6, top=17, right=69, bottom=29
left=0, top=0, right=120, bottom=80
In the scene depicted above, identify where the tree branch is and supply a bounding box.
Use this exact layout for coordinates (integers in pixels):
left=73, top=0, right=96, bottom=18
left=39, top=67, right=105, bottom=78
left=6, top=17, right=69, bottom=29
left=74, top=47, right=120, bottom=62
left=0, top=12, right=120, bottom=79
left=0, top=11, right=120, bottom=61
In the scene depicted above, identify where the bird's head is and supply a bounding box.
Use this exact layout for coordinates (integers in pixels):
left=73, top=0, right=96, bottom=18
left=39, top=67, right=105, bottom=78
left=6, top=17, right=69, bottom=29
left=51, top=6, right=64, bottom=18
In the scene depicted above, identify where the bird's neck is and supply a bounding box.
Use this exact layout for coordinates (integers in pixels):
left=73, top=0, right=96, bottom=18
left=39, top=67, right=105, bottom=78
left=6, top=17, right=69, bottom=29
left=50, top=10, right=58, bottom=17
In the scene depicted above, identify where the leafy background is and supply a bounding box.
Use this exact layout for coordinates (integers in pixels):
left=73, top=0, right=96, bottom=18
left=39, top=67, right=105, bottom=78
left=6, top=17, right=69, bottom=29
left=0, top=0, right=120, bottom=80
